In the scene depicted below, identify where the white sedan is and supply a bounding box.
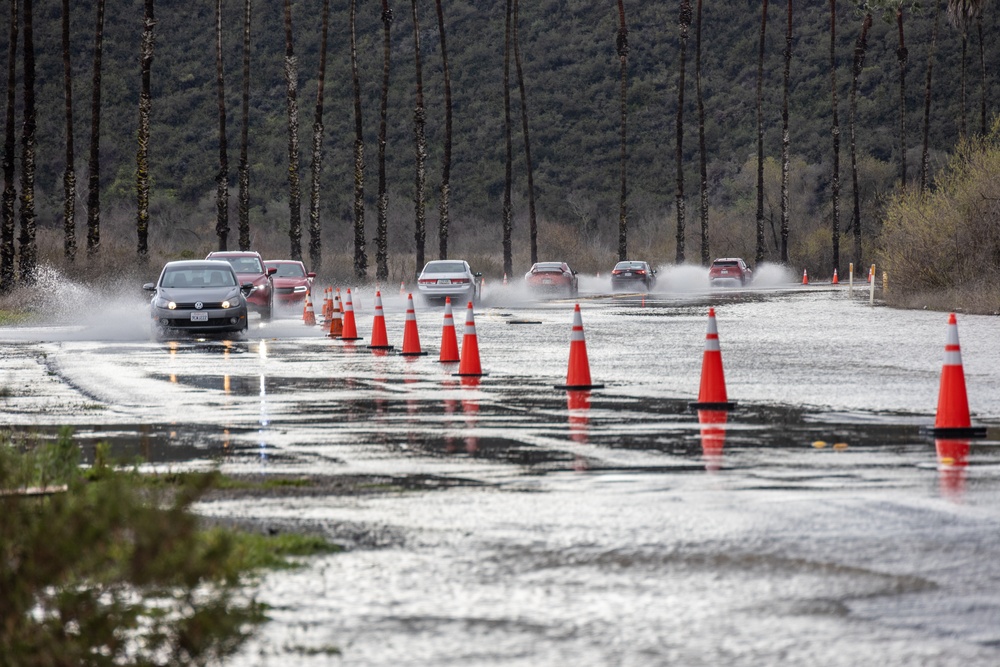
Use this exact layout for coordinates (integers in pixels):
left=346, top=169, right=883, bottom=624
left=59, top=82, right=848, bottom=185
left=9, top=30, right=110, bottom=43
left=416, top=260, right=481, bottom=304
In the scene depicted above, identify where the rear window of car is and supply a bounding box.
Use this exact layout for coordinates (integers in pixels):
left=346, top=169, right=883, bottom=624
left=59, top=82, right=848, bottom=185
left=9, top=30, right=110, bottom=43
left=422, top=262, right=467, bottom=274
left=533, top=263, right=564, bottom=272
left=712, top=261, right=739, bottom=268
left=162, top=268, right=236, bottom=288
left=268, top=263, right=305, bottom=277
left=614, top=262, right=645, bottom=270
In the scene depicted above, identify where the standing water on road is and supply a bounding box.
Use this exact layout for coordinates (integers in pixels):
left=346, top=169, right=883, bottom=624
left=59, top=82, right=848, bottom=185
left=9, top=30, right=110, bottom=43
left=2, top=278, right=999, bottom=665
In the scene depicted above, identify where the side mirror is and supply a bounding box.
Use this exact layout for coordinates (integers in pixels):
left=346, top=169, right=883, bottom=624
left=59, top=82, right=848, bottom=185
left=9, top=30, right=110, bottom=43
left=142, top=283, right=156, bottom=291
left=266, top=267, right=277, bottom=276
left=307, top=272, right=317, bottom=279
left=241, top=282, right=255, bottom=295
left=474, top=272, right=483, bottom=278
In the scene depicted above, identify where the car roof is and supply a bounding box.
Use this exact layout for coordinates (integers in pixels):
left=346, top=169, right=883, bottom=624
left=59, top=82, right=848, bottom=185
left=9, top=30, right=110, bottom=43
left=162, top=259, right=235, bottom=271
left=264, top=259, right=303, bottom=265
left=534, top=261, right=566, bottom=268
left=712, top=257, right=744, bottom=263
left=207, top=251, right=262, bottom=258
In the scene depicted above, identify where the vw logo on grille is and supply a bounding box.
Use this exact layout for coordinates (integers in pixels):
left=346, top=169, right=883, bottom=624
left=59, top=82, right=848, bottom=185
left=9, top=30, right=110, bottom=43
left=195, top=301, right=204, bottom=310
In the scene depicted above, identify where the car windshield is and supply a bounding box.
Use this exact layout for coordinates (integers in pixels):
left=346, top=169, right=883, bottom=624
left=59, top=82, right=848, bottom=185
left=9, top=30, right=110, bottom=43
left=422, top=262, right=467, bottom=274
left=220, top=256, right=264, bottom=274
left=268, top=263, right=305, bottom=278
left=161, top=268, right=236, bottom=288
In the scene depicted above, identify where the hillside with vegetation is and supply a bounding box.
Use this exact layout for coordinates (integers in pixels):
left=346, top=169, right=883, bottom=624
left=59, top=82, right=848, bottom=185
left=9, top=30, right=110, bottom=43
left=3, top=0, right=998, bottom=281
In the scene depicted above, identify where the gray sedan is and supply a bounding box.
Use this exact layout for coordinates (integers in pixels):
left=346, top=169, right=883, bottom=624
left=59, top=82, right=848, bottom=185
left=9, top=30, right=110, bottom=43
left=144, top=260, right=252, bottom=338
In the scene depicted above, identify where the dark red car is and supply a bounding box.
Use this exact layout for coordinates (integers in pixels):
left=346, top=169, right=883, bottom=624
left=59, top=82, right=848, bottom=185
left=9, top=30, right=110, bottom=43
left=205, top=251, right=276, bottom=319
left=709, top=257, right=753, bottom=286
left=264, top=260, right=316, bottom=306
left=524, top=261, right=578, bottom=296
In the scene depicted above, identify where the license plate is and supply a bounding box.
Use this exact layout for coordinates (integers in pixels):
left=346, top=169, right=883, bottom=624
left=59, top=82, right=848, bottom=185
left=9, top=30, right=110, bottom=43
left=622, top=272, right=632, bottom=277
left=190, top=312, right=208, bottom=322
left=721, top=269, right=729, bottom=274
left=437, top=279, right=451, bottom=285
left=542, top=278, right=552, bottom=284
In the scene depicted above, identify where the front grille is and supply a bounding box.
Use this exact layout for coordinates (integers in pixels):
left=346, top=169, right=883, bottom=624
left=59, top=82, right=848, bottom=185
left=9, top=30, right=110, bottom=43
left=173, top=302, right=225, bottom=309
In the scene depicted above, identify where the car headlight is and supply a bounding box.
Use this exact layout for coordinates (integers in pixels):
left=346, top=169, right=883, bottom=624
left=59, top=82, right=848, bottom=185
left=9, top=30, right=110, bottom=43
left=154, top=297, right=176, bottom=310
left=293, top=285, right=307, bottom=293
left=221, top=300, right=231, bottom=309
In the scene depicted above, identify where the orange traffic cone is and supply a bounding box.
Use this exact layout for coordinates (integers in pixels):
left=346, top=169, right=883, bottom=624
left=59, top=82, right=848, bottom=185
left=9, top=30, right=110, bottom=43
left=322, top=287, right=333, bottom=321
left=399, top=280, right=406, bottom=296
left=327, top=293, right=343, bottom=338
left=801, top=269, right=809, bottom=285
left=832, top=269, right=839, bottom=285
left=555, top=304, right=604, bottom=390
left=503, top=273, right=508, bottom=286
left=303, top=289, right=317, bottom=326
left=689, top=307, right=737, bottom=410
left=400, top=293, right=427, bottom=356
left=455, top=301, right=486, bottom=377
left=931, top=313, right=986, bottom=437
left=340, top=289, right=362, bottom=341
left=368, top=291, right=393, bottom=350
left=439, top=297, right=460, bottom=363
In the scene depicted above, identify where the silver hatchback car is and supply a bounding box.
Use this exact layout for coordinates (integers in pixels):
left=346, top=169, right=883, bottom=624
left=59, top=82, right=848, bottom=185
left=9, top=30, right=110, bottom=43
left=416, top=260, right=481, bottom=304
left=144, top=260, right=252, bottom=338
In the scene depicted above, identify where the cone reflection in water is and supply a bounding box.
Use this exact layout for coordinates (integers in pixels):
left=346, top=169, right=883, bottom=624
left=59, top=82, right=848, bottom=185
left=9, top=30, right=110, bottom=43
left=442, top=379, right=459, bottom=453
left=567, top=390, right=591, bottom=445
left=935, top=438, right=970, bottom=499
left=698, top=409, right=728, bottom=472
left=341, top=289, right=362, bottom=340
left=439, top=297, right=460, bottom=363
left=400, top=293, right=426, bottom=356
left=368, top=291, right=393, bottom=349
left=456, top=302, right=485, bottom=376
left=461, top=376, right=480, bottom=453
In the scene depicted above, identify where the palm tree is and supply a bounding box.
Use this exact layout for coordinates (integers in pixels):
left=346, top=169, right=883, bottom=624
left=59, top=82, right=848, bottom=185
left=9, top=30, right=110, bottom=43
left=616, top=0, right=628, bottom=261
left=976, top=8, right=986, bottom=135
left=676, top=0, right=692, bottom=264
left=410, top=0, right=426, bottom=275
left=214, top=0, right=229, bottom=251
left=754, top=0, right=768, bottom=266
left=1, top=0, right=17, bottom=292
left=350, top=0, right=367, bottom=278
left=375, top=0, right=391, bottom=281
left=695, top=0, right=709, bottom=265
left=136, top=0, right=154, bottom=259
left=829, top=0, right=841, bottom=276
left=892, top=2, right=909, bottom=190
left=62, top=0, right=76, bottom=262
left=779, top=0, right=792, bottom=264
left=513, top=0, right=537, bottom=265
left=435, top=0, right=453, bottom=260
left=947, top=0, right=981, bottom=138
left=502, top=0, right=513, bottom=279
left=283, top=0, right=302, bottom=261
left=18, top=0, right=37, bottom=284
left=920, top=1, right=940, bottom=194
left=309, top=0, right=331, bottom=274
left=849, top=8, right=873, bottom=268
left=86, top=0, right=106, bottom=257
left=237, top=0, right=251, bottom=250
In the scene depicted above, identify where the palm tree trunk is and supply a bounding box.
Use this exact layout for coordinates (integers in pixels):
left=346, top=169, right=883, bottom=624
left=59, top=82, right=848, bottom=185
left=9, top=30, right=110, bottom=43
left=375, top=1, right=391, bottom=281
left=136, top=0, right=154, bottom=259
left=959, top=31, right=967, bottom=139
left=754, top=0, right=768, bottom=266
left=62, top=0, right=76, bottom=262
left=616, top=0, right=628, bottom=262
left=895, top=6, right=908, bottom=191
left=435, top=0, right=452, bottom=260
left=850, top=12, right=872, bottom=269
left=350, top=0, right=367, bottom=278
left=780, top=0, right=791, bottom=264
left=675, top=0, right=691, bottom=264
left=410, top=0, right=426, bottom=276
left=86, top=0, right=105, bottom=257
left=18, top=0, right=37, bottom=284
left=238, top=0, right=250, bottom=250
left=512, top=0, right=537, bottom=266
left=283, top=0, right=302, bottom=261
left=1, top=0, right=17, bottom=292
left=309, top=0, right=331, bottom=274
left=695, top=0, right=708, bottom=265
left=502, top=0, right=513, bottom=278
left=829, top=0, right=841, bottom=276
left=214, top=0, right=229, bottom=251
left=920, top=3, right=938, bottom=194
left=977, top=16, right=985, bottom=135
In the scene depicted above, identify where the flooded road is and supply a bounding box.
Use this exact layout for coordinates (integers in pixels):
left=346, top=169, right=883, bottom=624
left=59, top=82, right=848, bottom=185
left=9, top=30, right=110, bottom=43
left=2, top=273, right=1000, bottom=665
